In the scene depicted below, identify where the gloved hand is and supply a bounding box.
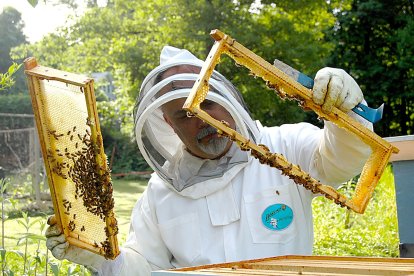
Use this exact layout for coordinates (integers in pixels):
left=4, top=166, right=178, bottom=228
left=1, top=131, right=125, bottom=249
left=312, top=67, right=363, bottom=113
left=45, top=216, right=106, bottom=273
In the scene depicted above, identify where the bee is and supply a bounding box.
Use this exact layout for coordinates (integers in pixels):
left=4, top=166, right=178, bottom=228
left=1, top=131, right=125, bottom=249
left=220, top=120, right=230, bottom=127
left=275, top=190, right=280, bottom=195
left=68, top=220, right=76, bottom=231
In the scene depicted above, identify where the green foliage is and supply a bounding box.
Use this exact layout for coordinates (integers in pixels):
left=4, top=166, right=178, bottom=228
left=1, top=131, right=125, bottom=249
left=9, top=0, right=410, bottom=170
left=0, top=7, right=28, bottom=95
left=0, top=93, right=33, bottom=114
left=0, top=7, right=26, bottom=72
left=1, top=177, right=90, bottom=275
left=327, top=0, right=414, bottom=136
left=0, top=64, right=21, bottom=92
left=14, top=0, right=338, bottom=130
left=8, top=0, right=341, bottom=172
left=313, top=165, right=399, bottom=257
left=0, top=177, right=146, bottom=275
left=101, top=123, right=151, bottom=174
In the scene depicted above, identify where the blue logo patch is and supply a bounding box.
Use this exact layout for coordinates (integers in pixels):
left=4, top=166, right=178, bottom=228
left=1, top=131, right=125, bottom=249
left=261, top=204, right=293, bottom=231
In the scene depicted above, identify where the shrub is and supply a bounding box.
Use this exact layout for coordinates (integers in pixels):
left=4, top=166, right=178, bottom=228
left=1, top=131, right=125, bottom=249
left=313, top=165, right=399, bottom=257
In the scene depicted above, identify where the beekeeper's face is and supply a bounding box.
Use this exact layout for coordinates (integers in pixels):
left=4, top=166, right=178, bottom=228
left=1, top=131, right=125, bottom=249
left=160, top=66, right=235, bottom=159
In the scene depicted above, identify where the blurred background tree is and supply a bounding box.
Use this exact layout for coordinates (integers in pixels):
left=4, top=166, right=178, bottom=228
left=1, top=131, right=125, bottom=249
left=2, top=0, right=413, bottom=174
left=327, top=0, right=413, bottom=136
left=0, top=7, right=28, bottom=96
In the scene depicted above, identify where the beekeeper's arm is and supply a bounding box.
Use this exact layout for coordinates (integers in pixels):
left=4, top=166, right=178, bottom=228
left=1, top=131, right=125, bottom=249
left=310, top=67, right=373, bottom=185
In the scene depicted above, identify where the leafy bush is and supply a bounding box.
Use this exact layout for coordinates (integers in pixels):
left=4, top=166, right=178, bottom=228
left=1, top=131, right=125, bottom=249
left=1, top=178, right=90, bottom=276
left=313, top=165, right=399, bottom=257
left=0, top=94, right=33, bottom=130
left=102, top=126, right=151, bottom=175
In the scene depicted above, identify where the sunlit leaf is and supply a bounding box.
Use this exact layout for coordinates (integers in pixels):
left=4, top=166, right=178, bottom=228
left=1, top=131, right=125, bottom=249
left=50, top=262, right=60, bottom=276
left=6, top=249, right=24, bottom=259
left=27, top=0, right=39, bottom=8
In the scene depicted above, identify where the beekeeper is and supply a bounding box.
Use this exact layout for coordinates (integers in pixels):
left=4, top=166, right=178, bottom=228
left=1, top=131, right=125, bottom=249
left=45, top=46, right=372, bottom=275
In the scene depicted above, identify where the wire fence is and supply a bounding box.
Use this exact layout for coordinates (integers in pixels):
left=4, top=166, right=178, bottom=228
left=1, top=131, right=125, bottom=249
left=0, top=113, right=46, bottom=205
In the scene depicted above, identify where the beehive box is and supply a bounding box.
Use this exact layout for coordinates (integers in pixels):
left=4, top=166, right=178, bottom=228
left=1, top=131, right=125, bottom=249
left=153, top=255, right=414, bottom=275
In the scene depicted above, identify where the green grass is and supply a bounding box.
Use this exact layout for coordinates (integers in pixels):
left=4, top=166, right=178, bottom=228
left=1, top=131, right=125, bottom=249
left=1, top=177, right=147, bottom=275
left=112, top=178, right=147, bottom=242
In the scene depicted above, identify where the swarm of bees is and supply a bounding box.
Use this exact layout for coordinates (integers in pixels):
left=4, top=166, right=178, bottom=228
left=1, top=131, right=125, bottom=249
left=46, top=118, right=117, bottom=258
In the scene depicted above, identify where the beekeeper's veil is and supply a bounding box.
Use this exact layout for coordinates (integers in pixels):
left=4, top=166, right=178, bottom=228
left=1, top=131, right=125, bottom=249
left=134, top=46, right=260, bottom=195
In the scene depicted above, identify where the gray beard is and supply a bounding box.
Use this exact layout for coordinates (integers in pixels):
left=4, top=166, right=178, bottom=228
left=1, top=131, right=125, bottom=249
left=196, top=125, right=229, bottom=156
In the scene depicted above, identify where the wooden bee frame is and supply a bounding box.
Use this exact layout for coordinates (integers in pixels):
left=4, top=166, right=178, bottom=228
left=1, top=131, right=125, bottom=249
left=24, top=58, right=119, bottom=259
left=154, top=255, right=414, bottom=275
left=183, top=29, right=399, bottom=214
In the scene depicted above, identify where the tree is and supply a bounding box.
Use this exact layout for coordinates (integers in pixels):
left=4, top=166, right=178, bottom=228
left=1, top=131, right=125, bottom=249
left=0, top=7, right=27, bottom=94
left=0, top=7, right=26, bottom=72
left=327, top=0, right=414, bottom=136
left=12, top=0, right=340, bottom=172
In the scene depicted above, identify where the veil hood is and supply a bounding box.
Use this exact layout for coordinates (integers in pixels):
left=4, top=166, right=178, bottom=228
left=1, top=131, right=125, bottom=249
left=133, top=46, right=259, bottom=196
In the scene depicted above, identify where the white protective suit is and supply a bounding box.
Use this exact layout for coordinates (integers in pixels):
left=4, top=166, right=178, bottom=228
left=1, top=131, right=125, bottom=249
left=99, top=46, right=373, bottom=275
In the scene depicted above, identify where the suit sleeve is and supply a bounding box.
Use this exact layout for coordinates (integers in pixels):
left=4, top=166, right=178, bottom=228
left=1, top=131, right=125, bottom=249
left=310, top=108, right=373, bottom=187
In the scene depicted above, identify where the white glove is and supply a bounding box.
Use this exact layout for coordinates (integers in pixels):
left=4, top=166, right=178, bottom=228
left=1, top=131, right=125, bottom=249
left=313, top=67, right=363, bottom=113
left=45, top=216, right=106, bottom=274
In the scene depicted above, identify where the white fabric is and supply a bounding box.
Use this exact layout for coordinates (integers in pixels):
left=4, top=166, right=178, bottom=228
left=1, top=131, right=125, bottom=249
left=164, top=143, right=248, bottom=197
left=159, top=46, right=197, bottom=65
left=106, top=119, right=371, bottom=275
